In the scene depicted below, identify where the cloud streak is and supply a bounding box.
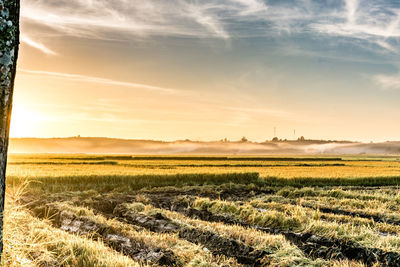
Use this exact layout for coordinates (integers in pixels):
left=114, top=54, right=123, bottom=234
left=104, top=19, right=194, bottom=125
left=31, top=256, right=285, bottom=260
left=19, top=0, right=400, bottom=61
left=21, top=0, right=399, bottom=53
left=310, top=0, right=400, bottom=52
left=18, top=69, right=178, bottom=94
left=21, top=0, right=255, bottom=40
left=345, top=0, right=358, bottom=25
left=374, top=74, right=400, bottom=90
left=20, top=34, right=57, bottom=55
left=184, top=3, right=229, bottom=39
left=20, top=0, right=270, bottom=40
left=230, top=0, right=268, bottom=15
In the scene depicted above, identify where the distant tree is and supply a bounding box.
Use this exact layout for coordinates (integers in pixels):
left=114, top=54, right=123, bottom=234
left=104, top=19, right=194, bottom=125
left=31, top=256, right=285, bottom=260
left=0, top=0, right=20, bottom=259
left=240, top=136, right=248, bottom=142
left=298, top=136, right=305, bottom=141
left=272, top=137, right=279, bottom=142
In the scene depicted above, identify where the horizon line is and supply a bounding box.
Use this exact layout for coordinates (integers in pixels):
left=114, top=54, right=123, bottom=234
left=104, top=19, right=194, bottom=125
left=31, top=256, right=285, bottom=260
left=9, top=136, right=397, bottom=144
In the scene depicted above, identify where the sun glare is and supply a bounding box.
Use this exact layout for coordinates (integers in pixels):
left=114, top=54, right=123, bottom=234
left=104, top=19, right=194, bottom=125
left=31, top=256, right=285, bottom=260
left=10, top=105, right=38, bottom=137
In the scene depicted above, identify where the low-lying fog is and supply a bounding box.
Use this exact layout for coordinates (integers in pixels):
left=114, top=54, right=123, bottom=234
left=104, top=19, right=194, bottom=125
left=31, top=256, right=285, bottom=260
left=8, top=137, right=400, bottom=155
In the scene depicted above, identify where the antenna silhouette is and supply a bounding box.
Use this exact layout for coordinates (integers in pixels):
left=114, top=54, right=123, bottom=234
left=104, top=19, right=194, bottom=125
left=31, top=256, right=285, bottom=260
left=274, top=127, right=276, bottom=138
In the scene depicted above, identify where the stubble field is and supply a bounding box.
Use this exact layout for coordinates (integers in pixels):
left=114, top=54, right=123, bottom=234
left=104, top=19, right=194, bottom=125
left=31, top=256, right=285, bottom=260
left=3, top=154, right=400, bottom=266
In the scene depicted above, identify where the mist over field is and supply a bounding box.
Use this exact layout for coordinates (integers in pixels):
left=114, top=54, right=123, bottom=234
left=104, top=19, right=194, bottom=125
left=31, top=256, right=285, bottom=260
left=8, top=137, right=400, bottom=155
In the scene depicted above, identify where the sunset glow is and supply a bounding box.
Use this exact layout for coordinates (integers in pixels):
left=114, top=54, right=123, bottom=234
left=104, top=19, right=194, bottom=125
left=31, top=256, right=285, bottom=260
left=11, top=0, right=400, bottom=142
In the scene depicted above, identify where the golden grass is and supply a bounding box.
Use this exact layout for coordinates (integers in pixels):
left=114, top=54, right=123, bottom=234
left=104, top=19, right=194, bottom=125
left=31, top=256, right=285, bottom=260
left=193, top=196, right=400, bottom=252
left=136, top=203, right=327, bottom=266
left=3, top=154, right=400, bottom=266
left=2, top=185, right=143, bottom=267
left=43, top=201, right=240, bottom=267
left=6, top=154, right=400, bottom=180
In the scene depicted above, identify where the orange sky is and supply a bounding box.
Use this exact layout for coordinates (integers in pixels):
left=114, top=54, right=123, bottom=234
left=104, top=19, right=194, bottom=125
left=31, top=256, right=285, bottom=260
left=10, top=0, right=400, bottom=142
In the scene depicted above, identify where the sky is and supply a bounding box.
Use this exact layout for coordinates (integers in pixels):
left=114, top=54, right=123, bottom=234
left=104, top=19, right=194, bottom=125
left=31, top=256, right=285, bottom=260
left=10, top=0, right=400, bottom=142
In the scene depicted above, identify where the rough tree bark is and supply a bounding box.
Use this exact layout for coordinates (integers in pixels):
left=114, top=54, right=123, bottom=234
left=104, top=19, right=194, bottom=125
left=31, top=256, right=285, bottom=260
left=0, top=0, right=19, bottom=262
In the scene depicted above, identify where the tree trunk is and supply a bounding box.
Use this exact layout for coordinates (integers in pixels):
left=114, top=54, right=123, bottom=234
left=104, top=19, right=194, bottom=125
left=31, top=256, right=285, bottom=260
left=0, top=0, right=20, bottom=262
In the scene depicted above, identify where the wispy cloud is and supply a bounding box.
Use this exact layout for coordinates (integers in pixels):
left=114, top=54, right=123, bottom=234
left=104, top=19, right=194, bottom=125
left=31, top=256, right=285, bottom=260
left=230, top=0, right=268, bottom=15
left=310, top=0, right=400, bottom=52
left=18, top=69, right=178, bottom=94
left=20, top=34, right=57, bottom=55
left=20, top=0, right=400, bottom=54
left=374, top=74, right=400, bottom=90
left=345, top=0, right=358, bottom=25
left=184, top=3, right=229, bottom=39
left=20, top=0, right=270, bottom=40
left=21, top=0, right=234, bottom=40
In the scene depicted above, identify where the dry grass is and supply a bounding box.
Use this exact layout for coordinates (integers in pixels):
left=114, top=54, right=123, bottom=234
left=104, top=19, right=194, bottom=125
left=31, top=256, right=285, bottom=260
left=2, top=184, right=143, bottom=267
left=3, top=154, right=400, bottom=266
left=6, top=154, right=400, bottom=180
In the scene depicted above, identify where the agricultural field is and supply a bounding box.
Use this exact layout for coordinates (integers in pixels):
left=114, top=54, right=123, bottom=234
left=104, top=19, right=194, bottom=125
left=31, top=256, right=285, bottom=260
left=3, top=154, right=400, bottom=266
